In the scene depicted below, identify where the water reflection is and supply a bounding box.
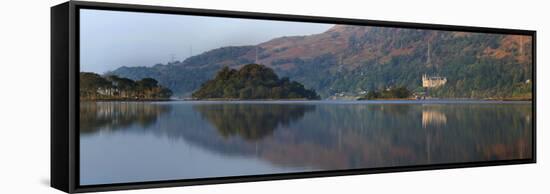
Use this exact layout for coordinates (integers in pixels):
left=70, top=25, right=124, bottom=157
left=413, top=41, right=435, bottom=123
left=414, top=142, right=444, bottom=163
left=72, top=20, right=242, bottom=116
left=80, top=101, right=533, bottom=185
left=422, top=107, right=447, bottom=129
left=80, top=102, right=171, bottom=134
left=193, top=104, right=315, bottom=141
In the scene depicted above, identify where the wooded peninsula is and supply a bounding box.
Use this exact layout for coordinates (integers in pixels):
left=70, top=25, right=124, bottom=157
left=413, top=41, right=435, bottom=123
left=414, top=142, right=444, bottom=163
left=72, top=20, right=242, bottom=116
left=80, top=72, right=173, bottom=101
left=80, top=64, right=320, bottom=101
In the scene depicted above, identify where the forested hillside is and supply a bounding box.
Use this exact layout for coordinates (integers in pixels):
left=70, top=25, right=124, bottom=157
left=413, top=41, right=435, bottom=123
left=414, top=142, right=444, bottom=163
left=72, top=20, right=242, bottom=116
left=109, top=25, right=532, bottom=99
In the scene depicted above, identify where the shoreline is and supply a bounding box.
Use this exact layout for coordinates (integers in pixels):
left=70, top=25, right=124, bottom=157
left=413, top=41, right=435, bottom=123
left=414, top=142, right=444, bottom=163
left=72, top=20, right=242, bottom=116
left=80, top=98, right=532, bottom=104
left=80, top=98, right=172, bottom=102
left=358, top=98, right=532, bottom=102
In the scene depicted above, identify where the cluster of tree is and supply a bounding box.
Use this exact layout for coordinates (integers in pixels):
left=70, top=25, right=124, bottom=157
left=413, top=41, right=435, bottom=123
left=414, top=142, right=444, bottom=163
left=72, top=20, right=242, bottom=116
left=192, top=64, right=320, bottom=100
left=80, top=72, right=172, bottom=100
left=358, top=86, right=412, bottom=100
left=110, top=65, right=221, bottom=97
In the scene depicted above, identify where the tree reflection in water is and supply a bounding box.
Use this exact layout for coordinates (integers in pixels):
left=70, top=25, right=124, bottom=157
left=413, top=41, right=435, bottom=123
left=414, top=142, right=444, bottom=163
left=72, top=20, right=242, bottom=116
left=80, top=101, right=532, bottom=172
left=187, top=103, right=531, bottom=170
left=193, top=103, right=316, bottom=141
left=80, top=102, right=171, bottom=134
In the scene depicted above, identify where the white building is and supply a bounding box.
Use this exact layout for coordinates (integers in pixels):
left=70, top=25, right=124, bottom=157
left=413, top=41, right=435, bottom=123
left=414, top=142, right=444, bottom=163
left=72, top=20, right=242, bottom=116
left=422, top=74, right=447, bottom=88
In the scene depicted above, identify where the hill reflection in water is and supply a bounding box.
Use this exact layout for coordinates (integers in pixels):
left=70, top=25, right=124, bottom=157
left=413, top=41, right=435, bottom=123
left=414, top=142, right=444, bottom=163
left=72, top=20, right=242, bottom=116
left=193, top=103, right=315, bottom=141
left=79, top=101, right=532, bottom=184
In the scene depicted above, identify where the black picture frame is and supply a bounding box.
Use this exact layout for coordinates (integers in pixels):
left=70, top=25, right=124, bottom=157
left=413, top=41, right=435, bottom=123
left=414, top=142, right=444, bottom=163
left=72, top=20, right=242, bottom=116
left=51, top=1, right=536, bottom=193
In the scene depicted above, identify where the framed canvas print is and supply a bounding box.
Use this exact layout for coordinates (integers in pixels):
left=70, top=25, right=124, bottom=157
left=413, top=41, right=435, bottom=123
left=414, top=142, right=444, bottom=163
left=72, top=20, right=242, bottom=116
left=51, top=1, right=536, bottom=193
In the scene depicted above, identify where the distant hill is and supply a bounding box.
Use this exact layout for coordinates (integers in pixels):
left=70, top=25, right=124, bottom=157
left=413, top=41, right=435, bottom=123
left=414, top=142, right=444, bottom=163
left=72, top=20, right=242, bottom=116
left=108, top=46, right=255, bottom=97
left=109, top=25, right=533, bottom=99
left=192, top=64, right=320, bottom=100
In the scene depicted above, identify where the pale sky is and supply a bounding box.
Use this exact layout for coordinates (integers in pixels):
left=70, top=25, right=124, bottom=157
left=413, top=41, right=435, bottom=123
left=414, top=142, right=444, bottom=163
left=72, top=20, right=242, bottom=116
left=80, top=9, right=332, bottom=74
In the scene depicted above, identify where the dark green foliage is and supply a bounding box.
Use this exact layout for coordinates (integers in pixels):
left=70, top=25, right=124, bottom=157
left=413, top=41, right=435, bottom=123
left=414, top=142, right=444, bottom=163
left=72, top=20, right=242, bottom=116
left=80, top=72, right=112, bottom=97
left=364, top=91, right=380, bottom=100
left=106, top=75, right=136, bottom=91
left=192, top=64, right=320, bottom=100
left=79, top=72, right=172, bottom=100
left=137, top=78, right=158, bottom=89
left=389, top=87, right=412, bottom=98
left=358, top=86, right=412, bottom=100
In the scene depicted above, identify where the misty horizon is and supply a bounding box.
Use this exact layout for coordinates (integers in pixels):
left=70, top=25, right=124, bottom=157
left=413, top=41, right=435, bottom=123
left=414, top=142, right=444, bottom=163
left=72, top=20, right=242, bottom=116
left=80, top=9, right=332, bottom=74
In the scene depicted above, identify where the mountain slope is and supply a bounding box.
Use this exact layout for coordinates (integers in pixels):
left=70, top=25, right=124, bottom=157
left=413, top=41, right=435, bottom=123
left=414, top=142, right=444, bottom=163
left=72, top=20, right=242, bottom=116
left=109, top=25, right=533, bottom=99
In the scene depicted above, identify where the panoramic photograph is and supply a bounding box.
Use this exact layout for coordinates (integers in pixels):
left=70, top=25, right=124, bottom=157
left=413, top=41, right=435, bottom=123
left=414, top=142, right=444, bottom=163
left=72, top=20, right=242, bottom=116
left=79, top=9, right=533, bottom=185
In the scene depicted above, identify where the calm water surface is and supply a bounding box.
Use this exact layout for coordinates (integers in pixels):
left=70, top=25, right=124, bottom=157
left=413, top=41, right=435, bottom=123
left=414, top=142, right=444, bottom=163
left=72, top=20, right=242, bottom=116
left=80, top=100, right=532, bottom=185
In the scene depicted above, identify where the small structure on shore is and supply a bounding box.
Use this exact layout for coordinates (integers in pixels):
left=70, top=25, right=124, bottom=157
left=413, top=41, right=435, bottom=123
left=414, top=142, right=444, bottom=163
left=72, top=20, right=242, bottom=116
left=420, top=41, right=447, bottom=99
left=422, top=74, right=447, bottom=88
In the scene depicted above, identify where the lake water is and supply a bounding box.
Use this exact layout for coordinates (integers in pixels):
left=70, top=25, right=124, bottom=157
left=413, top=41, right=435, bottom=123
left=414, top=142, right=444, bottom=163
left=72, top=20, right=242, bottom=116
left=80, top=100, right=532, bottom=185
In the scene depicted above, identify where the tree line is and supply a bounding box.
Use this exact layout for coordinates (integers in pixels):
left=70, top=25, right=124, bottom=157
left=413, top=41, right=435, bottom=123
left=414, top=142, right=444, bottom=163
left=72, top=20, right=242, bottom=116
left=80, top=72, right=172, bottom=100
left=358, top=86, right=412, bottom=100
